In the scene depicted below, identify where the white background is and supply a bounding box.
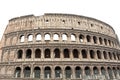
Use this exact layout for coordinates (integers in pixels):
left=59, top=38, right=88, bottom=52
left=0, top=0, right=120, bottom=41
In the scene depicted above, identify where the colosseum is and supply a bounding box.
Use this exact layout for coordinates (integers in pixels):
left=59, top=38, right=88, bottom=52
left=0, top=13, right=120, bottom=80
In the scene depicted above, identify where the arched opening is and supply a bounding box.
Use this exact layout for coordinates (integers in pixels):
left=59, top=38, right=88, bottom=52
left=113, top=53, right=116, bottom=60
left=17, top=50, right=23, bottom=59
left=117, top=67, right=120, bottom=76
left=53, top=34, right=59, bottom=41
left=117, top=53, right=120, bottom=60
left=75, top=66, right=82, bottom=78
left=93, top=36, right=97, bottom=44
left=54, top=48, right=60, bottom=58
left=104, top=39, right=107, bottom=45
left=26, top=49, right=32, bottom=58
left=34, top=67, right=40, bottom=78
left=44, top=49, right=51, bottom=58
left=103, top=51, right=107, bottom=59
left=35, top=49, right=41, bottom=58
left=99, top=37, right=103, bottom=44
left=44, top=67, right=51, bottom=79
left=64, top=49, right=70, bottom=58
left=93, top=67, right=99, bottom=75
left=101, top=67, right=106, bottom=76
left=73, top=49, right=79, bottom=58
left=62, top=33, right=67, bottom=41
left=81, top=49, right=87, bottom=58
left=24, top=67, right=31, bottom=78
left=45, top=33, right=50, bottom=41
left=65, top=66, right=72, bottom=79
left=85, top=66, right=91, bottom=76
left=28, top=34, right=33, bottom=41
left=113, top=67, right=117, bottom=78
left=20, top=35, right=24, bottom=42
left=55, top=66, right=62, bottom=78
left=36, top=34, right=41, bottom=41
left=79, top=34, right=84, bottom=42
left=14, top=67, right=21, bottom=78
left=108, top=52, right=112, bottom=60
left=107, top=67, right=113, bottom=79
left=71, top=34, right=76, bottom=41
left=108, top=40, right=111, bottom=46
left=90, top=50, right=95, bottom=59
left=97, top=50, right=102, bottom=59
left=86, top=35, right=91, bottom=42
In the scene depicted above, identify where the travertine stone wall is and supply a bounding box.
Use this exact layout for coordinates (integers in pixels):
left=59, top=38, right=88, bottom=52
left=5, top=14, right=116, bottom=38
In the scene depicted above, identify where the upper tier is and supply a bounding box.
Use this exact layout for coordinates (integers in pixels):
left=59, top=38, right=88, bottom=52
left=5, top=13, right=116, bottom=38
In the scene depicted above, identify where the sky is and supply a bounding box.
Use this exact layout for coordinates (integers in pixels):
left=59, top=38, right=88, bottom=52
left=0, top=0, right=120, bottom=41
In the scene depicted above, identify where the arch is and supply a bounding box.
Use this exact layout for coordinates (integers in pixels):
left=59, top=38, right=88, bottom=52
left=44, top=67, right=51, bottom=79
left=28, top=34, right=33, bottom=41
left=55, top=66, right=62, bottom=78
left=93, top=67, right=99, bottom=75
left=103, top=51, right=107, bottom=59
left=79, top=34, right=84, bottom=42
left=54, top=48, right=60, bottom=58
left=99, top=37, right=103, bottom=44
left=108, top=52, right=112, bottom=60
left=14, top=67, right=21, bottom=78
left=117, top=67, right=120, bottom=76
left=71, top=34, right=76, bottom=41
left=101, top=67, right=106, bottom=76
left=20, top=35, right=24, bottom=42
left=36, top=34, right=41, bottom=41
left=113, top=67, right=117, bottom=78
left=53, top=34, right=59, bottom=41
left=81, top=49, right=87, bottom=58
left=24, top=67, right=31, bottom=78
left=108, top=40, right=111, bottom=46
left=45, top=33, right=50, bottom=41
left=85, top=66, right=91, bottom=76
left=44, top=49, right=51, bottom=58
left=26, top=49, right=32, bottom=58
left=104, top=38, right=107, bottom=45
left=62, top=33, right=67, bottom=41
left=63, top=49, right=70, bottom=58
left=35, top=49, right=41, bottom=58
left=17, top=50, right=23, bottom=59
left=75, top=66, right=82, bottom=78
left=97, top=50, right=102, bottom=59
left=90, top=50, right=95, bottom=59
left=34, top=67, right=40, bottom=78
left=107, top=67, right=113, bottom=79
left=113, top=52, right=116, bottom=60
left=93, top=36, right=97, bottom=44
left=73, top=49, right=79, bottom=58
left=86, top=35, right=91, bottom=42
left=65, top=66, right=72, bottom=78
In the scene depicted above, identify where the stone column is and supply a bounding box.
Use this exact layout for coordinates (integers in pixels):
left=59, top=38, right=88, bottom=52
left=30, top=64, right=33, bottom=78
left=51, top=66, right=55, bottom=79
left=62, top=66, right=65, bottom=79
left=33, top=34, right=36, bottom=43
left=72, top=66, right=75, bottom=79
left=21, top=66, right=24, bottom=78
left=23, top=48, right=25, bottom=61
left=41, top=66, right=44, bottom=79
left=32, top=48, right=34, bottom=61
left=87, top=49, right=90, bottom=60
left=60, top=49, right=63, bottom=60
left=70, top=49, right=73, bottom=60
left=51, top=48, right=54, bottom=60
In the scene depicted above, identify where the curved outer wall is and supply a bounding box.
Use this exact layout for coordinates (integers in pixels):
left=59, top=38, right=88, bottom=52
left=0, top=13, right=120, bottom=80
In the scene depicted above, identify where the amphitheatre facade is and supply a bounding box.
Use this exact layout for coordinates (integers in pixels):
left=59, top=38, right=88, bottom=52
left=0, top=13, right=120, bottom=80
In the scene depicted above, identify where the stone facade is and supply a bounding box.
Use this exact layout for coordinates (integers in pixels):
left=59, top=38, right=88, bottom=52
left=0, top=13, right=120, bottom=80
